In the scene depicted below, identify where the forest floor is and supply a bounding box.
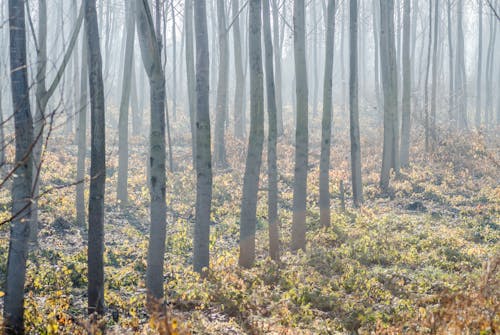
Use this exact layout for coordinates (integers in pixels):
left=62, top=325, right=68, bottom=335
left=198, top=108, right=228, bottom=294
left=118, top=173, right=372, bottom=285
left=0, top=112, right=499, bottom=334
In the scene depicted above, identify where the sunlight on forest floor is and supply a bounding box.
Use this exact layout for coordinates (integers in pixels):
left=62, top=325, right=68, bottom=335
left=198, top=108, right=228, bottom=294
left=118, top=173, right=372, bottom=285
left=0, top=112, right=499, bottom=334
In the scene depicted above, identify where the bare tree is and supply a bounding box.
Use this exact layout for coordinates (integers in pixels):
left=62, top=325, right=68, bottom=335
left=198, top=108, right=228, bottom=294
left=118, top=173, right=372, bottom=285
left=232, top=0, right=247, bottom=139
left=319, top=0, right=336, bottom=226
left=476, top=0, right=483, bottom=128
left=271, top=0, right=284, bottom=135
left=455, top=0, right=467, bottom=129
left=484, top=7, right=497, bottom=127
left=430, top=0, right=439, bottom=148
left=117, top=0, right=136, bottom=207
left=185, top=0, right=197, bottom=166
left=239, top=0, right=264, bottom=268
left=0, top=86, right=4, bottom=167
left=31, top=0, right=84, bottom=244
left=400, top=0, right=411, bottom=167
left=291, top=0, right=309, bottom=251
left=84, top=0, right=107, bottom=318
left=214, top=0, right=229, bottom=168
left=76, top=31, right=88, bottom=228
left=350, top=0, right=363, bottom=206
left=3, top=0, right=34, bottom=332
left=263, top=0, right=280, bottom=261
left=136, top=0, right=168, bottom=308
left=446, top=0, right=454, bottom=122
left=193, top=0, right=213, bottom=274
left=379, top=0, right=399, bottom=192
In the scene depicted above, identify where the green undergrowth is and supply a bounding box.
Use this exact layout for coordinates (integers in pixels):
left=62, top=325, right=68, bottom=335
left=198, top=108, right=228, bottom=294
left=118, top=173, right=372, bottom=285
left=0, top=123, right=498, bottom=334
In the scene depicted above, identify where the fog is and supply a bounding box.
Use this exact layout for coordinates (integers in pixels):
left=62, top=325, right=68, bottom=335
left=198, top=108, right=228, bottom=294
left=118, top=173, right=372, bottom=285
left=0, top=1, right=499, bottom=334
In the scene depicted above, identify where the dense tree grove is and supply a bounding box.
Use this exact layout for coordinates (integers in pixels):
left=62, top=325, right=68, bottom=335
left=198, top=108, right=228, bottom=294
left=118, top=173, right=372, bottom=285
left=0, top=0, right=499, bottom=334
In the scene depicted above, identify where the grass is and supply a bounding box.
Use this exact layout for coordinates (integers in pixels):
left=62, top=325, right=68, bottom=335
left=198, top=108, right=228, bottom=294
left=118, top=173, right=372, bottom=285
left=0, top=112, right=498, bottom=334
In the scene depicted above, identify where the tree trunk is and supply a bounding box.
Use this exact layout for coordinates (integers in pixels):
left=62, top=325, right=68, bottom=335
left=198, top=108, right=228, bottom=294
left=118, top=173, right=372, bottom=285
left=72, top=0, right=80, bottom=138
left=312, top=1, right=318, bottom=117
left=130, top=56, right=141, bottom=136
left=484, top=12, right=497, bottom=127
left=84, top=0, right=106, bottom=317
left=0, top=91, right=4, bottom=167
left=117, top=0, right=136, bottom=207
left=446, top=0, right=454, bottom=122
left=340, top=1, right=346, bottom=116
left=320, top=0, right=335, bottom=227
left=271, top=0, right=284, bottom=135
left=214, top=0, right=229, bottom=168
left=171, top=0, right=177, bottom=119
left=350, top=0, right=363, bottom=206
left=232, top=0, right=246, bottom=139
left=291, top=0, right=308, bottom=251
left=239, top=0, right=264, bottom=268
left=136, top=0, right=168, bottom=309
left=400, top=0, right=411, bottom=167
left=31, top=0, right=84, bottom=245
left=3, top=1, right=34, bottom=332
left=475, top=1, right=483, bottom=128
left=76, top=32, right=89, bottom=228
left=430, top=0, right=439, bottom=148
left=455, top=0, right=467, bottom=129
left=379, top=0, right=399, bottom=192
left=263, top=0, right=280, bottom=262
left=372, top=0, right=382, bottom=115
left=193, top=0, right=213, bottom=274
left=185, top=0, right=197, bottom=167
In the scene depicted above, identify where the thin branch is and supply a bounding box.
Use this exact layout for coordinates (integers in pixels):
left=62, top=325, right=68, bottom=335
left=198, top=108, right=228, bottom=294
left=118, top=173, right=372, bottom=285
left=487, top=0, right=500, bottom=20
left=226, top=0, right=249, bottom=33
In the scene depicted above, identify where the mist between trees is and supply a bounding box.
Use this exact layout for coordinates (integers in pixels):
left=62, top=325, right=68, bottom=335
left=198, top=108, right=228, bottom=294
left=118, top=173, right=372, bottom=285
left=0, top=0, right=499, bottom=334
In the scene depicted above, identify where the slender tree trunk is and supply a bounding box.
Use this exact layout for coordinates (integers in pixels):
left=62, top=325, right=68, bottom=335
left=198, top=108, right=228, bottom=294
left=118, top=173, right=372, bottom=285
left=320, top=0, right=335, bottom=227
left=379, top=0, right=398, bottom=192
left=340, top=1, right=346, bottom=116
left=263, top=0, right=279, bottom=262
left=31, top=1, right=84, bottom=244
left=76, top=33, right=88, bottom=228
left=400, top=0, right=411, bottom=167
left=291, top=0, right=309, bottom=251
left=447, top=0, right=454, bottom=123
left=185, top=0, right=197, bottom=167
left=372, top=0, right=382, bottom=114
left=239, top=0, right=264, bottom=268
left=484, top=12, right=497, bottom=127
left=31, top=0, right=48, bottom=246
left=193, top=0, right=213, bottom=274
left=476, top=1, right=483, bottom=128
left=233, top=0, right=246, bottom=139
left=131, top=62, right=141, bottom=136
left=430, top=0, right=439, bottom=148
left=423, top=0, right=432, bottom=151
left=84, top=0, right=106, bottom=318
left=0, top=91, right=4, bottom=167
left=455, top=0, right=467, bottom=129
left=72, top=0, right=80, bottom=137
left=312, top=1, right=318, bottom=117
left=171, top=0, right=177, bottom=119
left=3, top=1, right=34, bottom=332
left=117, top=0, right=136, bottom=207
left=271, top=0, right=284, bottom=135
left=136, top=0, right=168, bottom=308
left=214, top=0, right=229, bottom=168
left=209, top=0, right=218, bottom=110
left=350, top=0, right=363, bottom=206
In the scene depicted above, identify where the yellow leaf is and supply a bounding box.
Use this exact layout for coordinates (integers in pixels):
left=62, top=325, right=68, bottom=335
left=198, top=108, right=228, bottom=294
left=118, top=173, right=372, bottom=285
left=171, top=319, right=178, bottom=330
left=0, top=291, right=5, bottom=298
